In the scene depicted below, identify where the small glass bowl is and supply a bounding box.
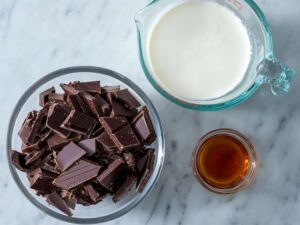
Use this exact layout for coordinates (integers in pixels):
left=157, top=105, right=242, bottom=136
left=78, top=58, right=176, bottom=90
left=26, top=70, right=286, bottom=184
left=6, top=66, right=165, bottom=223
left=192, top=128, right=256, bottom=194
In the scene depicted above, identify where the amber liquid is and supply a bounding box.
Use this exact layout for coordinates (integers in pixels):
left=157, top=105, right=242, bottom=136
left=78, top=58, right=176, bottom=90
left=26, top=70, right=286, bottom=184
left=196, top=134, right=249, bottom=189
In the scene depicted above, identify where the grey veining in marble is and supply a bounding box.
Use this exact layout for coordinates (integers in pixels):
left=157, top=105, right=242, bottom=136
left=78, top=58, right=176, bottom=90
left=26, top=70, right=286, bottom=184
left=0, top=0, right=300, bottom=225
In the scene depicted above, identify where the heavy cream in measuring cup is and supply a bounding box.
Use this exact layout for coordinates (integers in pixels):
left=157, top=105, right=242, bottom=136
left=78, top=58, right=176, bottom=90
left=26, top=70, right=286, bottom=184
left=147, top=0, right=251, bottom=100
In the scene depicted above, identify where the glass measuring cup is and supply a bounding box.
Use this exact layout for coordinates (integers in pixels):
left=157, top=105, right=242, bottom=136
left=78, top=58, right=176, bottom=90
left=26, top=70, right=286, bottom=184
left=135, top=0, right=296, bottom=111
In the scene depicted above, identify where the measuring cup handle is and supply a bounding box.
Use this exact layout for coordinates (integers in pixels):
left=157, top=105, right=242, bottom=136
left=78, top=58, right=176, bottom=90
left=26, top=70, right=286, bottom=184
left=257, top=57, right=296, bottom=95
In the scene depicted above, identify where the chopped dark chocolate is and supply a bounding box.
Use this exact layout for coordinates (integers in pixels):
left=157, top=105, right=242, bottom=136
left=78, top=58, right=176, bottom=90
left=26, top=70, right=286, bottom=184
left=61, top=110, right=97, bottom=135
left=102, top=85, right=120, bottom=93
left=46, top=103, right=71, bottom=138
left=53, top=160, right=101, bottom=190
left=49, top=93, right=66, bottom=102
left=115, top=89, right=141, bottom=110
left=46, top=191, right=73, bottom=216
left=136, top=150, right=155, bottom=193
left=78, top=139, right=97, bottom=156
left=97, top=158, right=126, bottom=192
left=99, top=117, right=128, bottom=133
left=97, top=131, right=117, bottom=149
left=83, top=184, right=100, bottom=202
left=55, top=142, right=86, bottom=171
left=110, top=125, right=140, bottom=151
left=39, top=87, right=55, bottom=107
left=47, top=133, right=81, bottom=150
left=11, top=80, right=157, bottom=217
left=72, top=81, right=101, bottom=94
left=11, top=150, right=31, bottom=172
left=132, top=107, right=156, bottom=144
left=112, top=176, right=136, bottom=203
left=110, top=100, right=137, bottom=117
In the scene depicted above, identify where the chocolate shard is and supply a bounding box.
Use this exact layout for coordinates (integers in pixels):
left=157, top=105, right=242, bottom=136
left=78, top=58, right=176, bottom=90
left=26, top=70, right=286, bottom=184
left=49, top=93, right=66, bottom=103
left=61, top=110, right=97, bottom=135
left=102, top=85, right=120, bottom=93
left=27, top=107, right=48, bottom=145
left=60, top=83, right=80, bottom=95
left=25, top=149, right=45, bottom=165
left=46, top=103, right=71, bottom=138
left=72, top=81, right=101, bottom=94
left=110, top=125, right=140, bottom=151
left=78, top=139, right=97, bottom=156
left=66, top=94, right=82, bottom=111
left=90, top=123, right=104, bottom=138
left=42, top=161, right=61, bottom=175
left=97, top=131, right=117, bottom=149
left=110, top=100, right=137, bottom=118
left=39, top=87, right=55, bottom=107
left=64, top=195, right=78, bottom=210
left=11, top=150, right=31, bottom=172
left=115, top=89, right=141, bottom=110
left=97, top=158, right=126, bottom=192
left=53, top=160, right=101, bottom=190
left=21, top=143, right=40, bottom=154
left=132, top=107, right=156, bottom=144
left=136, top=150, right=155, bottom=193
left=123, top=152, right=135, bottom=172
left=80, top=92, right=111, bottom=118
left=47, top=133, right=81, bottom=150
left=46, top=191, right=73, bottom=216
left=99, top=117, right=128, bottom=133
left=112, top=176, right=136, bottom=203
left=83, top=184, right=100, bottom=203
left=18, top=111, right=37, bottom=144
left=28, top=168, right=55, bottom=194
left=55, top=142, right=86, bottom=171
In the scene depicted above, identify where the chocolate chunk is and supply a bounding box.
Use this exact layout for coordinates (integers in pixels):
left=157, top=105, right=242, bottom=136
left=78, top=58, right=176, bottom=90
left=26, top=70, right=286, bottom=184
left=102, top=85, right=120, bottom=93
left=53, top=160, right=101, bottom=190
left=55, top=142, right=86, bottom=171
left=21, top=143, right=40, bottom=154
left=110, top=125, right=140, bottom=151
left=132, top=107, right=156, bottom=144
left=81, top=92, right=110, bottom=118
left=97, top=131, right=117, bottom=149
left=47, top=133, right=81, bottom=150
left=39, top=87, right=55, bottom=107
left=136, top=150, right=155, bottom=193
left=42, top=161, right=61, bottom=175
left=136, top=154, right=148, bottom=174
left=46, top=103, right=71, bottom=138
left=112, top=176, right=136, bottom=203
left=123, top=152, right=135, bottom=172
left=83, top=184, right=100, bottom=202
left=72, top=81, right=101, bottom=94
left=49, top=93, right=66, bottom=103
left=61, top=83, right=80, bottom=95
left=25, top=149, right=44, bottom=165
left=110, top=100, right=137, bottom=117
left=97, top=158, right=126, bottom=192
left=46, top=191, right=72, bottom=216
left=61, top=110, right=97, bottom=135
left=66, top=94, right=81, bottom=111
left=78, top=139, right=97, bottom=156
left=11, top=150, right=31, bottom=172
left=90, top=123, right=104, bottom=138
left=27, top=107, right=48, bottom=145
left=99, top=117, right=128, bottom=133
left=18, top=111, right=37, bottom=144
left=28, top=168, right=55, bottom=194
left=64, top=195, right=78, bottom=210
left=115, top=89, right=141, bottom=110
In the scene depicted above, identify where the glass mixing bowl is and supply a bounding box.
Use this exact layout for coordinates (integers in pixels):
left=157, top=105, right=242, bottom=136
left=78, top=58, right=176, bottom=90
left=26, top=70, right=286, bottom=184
left=6, top=66, right=165, bottom=224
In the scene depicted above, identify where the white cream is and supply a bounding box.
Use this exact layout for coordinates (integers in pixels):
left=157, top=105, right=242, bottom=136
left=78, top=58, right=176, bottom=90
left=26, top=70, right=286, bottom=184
left=147, top=0, right=251, bottom=100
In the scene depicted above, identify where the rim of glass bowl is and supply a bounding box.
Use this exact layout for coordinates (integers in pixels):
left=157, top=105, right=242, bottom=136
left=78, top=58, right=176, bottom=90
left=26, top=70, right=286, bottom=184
left=6, top=66, right=165, bottom=224
left=136, top=0, right=273, bottom=111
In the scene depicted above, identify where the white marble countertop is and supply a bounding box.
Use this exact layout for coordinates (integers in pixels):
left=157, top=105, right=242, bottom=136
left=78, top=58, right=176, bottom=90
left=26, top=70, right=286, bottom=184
left=0, top=0, right=299, bottom=224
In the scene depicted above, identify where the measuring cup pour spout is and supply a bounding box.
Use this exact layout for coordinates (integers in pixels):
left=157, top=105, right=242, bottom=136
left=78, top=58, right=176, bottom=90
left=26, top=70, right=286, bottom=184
left=257, top=57, right=296, bottom=96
